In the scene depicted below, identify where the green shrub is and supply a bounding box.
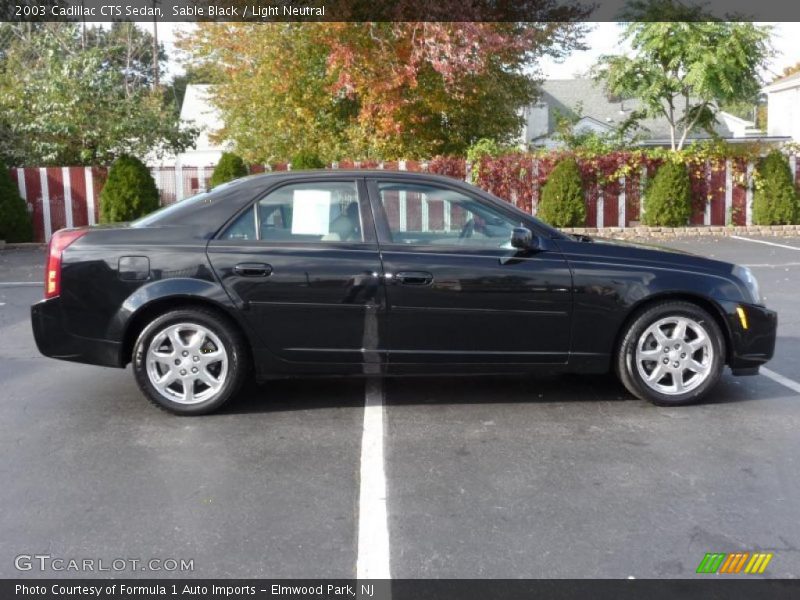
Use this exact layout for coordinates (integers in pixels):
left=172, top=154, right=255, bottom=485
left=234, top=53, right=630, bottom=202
left=466, top=138, right=506, bottom=181
left=537, top=158, right=586, bottom=227
left=0, top=164, right=33, bottom=242
left=753, top=150, right=799, bottom=225
left=99, top=156, right=159, bottom=223
left=290, top=151, right=325, bottom=170
left=466, top=138, right=504, bottom=164
left=210, top=152, right=248, bottom=188
left=642, top=161, right=692, bottom=227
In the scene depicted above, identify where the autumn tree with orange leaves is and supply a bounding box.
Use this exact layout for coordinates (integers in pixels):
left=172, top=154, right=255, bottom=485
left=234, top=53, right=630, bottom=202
left=179, top=20, right=587, bottom=162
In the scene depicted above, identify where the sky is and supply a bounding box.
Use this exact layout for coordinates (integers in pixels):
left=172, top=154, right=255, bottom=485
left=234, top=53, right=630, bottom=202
left=537, top=22, right=800, bottom=80
left=145, top=22, right=800, bottom=82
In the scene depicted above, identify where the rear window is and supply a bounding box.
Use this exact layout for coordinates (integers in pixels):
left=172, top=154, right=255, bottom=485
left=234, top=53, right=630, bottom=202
left=131, top=191, right=214, bottom=228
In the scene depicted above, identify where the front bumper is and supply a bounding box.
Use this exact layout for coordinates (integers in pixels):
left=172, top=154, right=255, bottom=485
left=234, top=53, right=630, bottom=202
left=31, top=298, right=122, bottom=368
left=722, top=301, right=777, bottom=374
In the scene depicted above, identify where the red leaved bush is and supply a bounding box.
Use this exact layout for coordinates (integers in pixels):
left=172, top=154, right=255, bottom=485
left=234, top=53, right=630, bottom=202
left=427, top=156, right=466, bottom=180
left=475, top=154, right=541, bottom=213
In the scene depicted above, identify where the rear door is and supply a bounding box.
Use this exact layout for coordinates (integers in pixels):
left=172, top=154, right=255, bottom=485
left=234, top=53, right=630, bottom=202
left=207, top=177, right=386, bottom=367
left=367, top=177, right=573, bottom=369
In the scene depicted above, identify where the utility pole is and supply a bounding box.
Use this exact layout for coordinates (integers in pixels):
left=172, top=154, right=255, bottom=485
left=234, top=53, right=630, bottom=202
left=81, top=0, right=86, bottom=48
left=152, top=0, right=159, bottom=89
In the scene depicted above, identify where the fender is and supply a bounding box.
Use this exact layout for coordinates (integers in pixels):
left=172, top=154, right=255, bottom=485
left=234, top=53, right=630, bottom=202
left=107, top=277, right=240, bottom=343
left=562, top=246, right=752, bottom=372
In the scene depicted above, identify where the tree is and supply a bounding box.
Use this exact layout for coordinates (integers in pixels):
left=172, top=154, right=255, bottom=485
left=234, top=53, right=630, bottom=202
left=537, top=158, right=586, bottom=227
left=0, top=164, right=33, bottom=242
left=180, top=21, right=588, bottom=161
left=642, top=161, right=692, bottom=226
left=597, top=16, right=771, bottom=150
left=290, top=151, right=325, bottom=170
left=210, top=152, right=248, bottom=188
left=99, top=156, right=160, bottom=223
left=85, top=22, right=166, bottom=96
left=181, top=24, right=351, bottom=163
left=753, top=151, right=799, bottom=225
left=0, top=24, right=197, bottom=166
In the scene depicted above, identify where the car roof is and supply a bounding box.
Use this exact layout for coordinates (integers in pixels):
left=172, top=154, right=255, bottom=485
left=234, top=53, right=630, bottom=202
left=235, top=169, right=467, bottom=186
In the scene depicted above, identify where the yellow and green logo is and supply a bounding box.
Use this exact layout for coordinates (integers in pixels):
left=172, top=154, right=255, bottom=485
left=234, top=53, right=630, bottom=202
left=696, top=552, right=773, bottom=574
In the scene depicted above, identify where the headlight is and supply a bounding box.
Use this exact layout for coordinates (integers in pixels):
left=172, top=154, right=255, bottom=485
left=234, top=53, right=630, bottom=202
left=732, top=265, right=762, bottom=305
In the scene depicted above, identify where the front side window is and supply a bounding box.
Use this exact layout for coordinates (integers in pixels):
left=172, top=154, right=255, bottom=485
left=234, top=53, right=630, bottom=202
left=222, top=181, right=363, bottom=243
left=376, top=182, right=520, bottom=248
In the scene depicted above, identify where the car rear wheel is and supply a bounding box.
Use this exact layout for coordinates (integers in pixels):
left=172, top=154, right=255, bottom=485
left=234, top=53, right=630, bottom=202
left=133, top=308, right=247, bottom=415
left=617, top=301, right=725, bottom=406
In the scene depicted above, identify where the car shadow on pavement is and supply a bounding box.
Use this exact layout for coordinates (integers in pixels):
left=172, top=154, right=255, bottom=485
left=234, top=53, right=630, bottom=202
left=219, top=377, right=367, bottom=415
left=217, top=367, right=773, bottom=415
left=383, top=372, right=635, bottom=407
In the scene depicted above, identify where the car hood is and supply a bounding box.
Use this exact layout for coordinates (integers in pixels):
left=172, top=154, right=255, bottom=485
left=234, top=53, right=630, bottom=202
left=557, top=234, right=734, bottom=274
left=587, top=236, right=695, bottom=256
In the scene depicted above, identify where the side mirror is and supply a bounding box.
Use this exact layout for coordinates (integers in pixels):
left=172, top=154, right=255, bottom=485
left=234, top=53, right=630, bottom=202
left=510, top=227, right=538, bottom=251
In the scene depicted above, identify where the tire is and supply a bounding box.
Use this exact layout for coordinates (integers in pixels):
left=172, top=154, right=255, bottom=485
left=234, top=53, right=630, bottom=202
left=616, top=301, right=725, bottom=406
left=132, top=307, right=248, bottom=415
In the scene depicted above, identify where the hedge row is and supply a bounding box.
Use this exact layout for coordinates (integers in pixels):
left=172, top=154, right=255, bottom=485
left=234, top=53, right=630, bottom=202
left=17, top=150, right=799, bottom=229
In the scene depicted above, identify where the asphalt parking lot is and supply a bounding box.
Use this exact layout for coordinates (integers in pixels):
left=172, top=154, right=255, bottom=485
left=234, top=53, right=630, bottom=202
left=1, top=236, right=799, bottom=580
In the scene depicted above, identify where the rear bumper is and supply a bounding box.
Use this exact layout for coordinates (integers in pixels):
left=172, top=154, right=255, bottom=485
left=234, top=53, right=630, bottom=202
left=723, top=301, right=777, bottom=374
left=31, top=298, right=123, bottom=368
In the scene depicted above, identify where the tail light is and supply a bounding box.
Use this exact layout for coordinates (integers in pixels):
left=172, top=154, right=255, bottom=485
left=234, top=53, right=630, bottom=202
left=45, top=229, right=87, bottom=299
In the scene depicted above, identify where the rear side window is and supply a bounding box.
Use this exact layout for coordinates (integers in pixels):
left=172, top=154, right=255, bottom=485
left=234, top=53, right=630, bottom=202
left=221, top=181, right=363, bottom=243
left=222, top=206, right=257, bottom=241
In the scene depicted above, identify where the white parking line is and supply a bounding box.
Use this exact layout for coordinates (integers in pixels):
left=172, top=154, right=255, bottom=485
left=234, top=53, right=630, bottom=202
left=761, top=368, right=800, bottom=395
left=731, top=236, right=800, bottom=252
left=0, top=282, right=40, bottom=287
left=356, top=378, right=391, bottom=580
left=743, top=262, right=800, bottom=268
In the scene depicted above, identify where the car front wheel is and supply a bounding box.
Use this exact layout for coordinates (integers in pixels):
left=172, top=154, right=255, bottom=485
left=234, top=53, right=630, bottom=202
left=617, top=301, right=725, bottom=406
left=132, top=308, right=247, bottom=415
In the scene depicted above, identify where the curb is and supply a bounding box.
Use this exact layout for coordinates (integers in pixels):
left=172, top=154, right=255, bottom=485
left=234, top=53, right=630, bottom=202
left=561, top=225, right=800, bottom=240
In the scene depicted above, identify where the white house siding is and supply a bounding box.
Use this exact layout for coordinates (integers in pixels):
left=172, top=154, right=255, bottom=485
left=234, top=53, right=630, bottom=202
left=147, top=84, right=230, bottom=168
left=765, top=77, right=800, bottom=142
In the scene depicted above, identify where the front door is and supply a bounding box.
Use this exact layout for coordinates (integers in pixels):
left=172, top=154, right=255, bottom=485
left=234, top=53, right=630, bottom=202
left=207, top=178, right=385, bottom=368
left=367, top=178, right=573, bottom=369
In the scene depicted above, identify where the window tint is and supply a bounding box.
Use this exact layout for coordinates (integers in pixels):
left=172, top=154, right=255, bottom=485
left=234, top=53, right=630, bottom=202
left=132, top=179, right=242, bottom=229
left=222, top=181, right=363, bottom=243
left=222, top=206, right=257, bottom=241
left=376, top=182, right=520, bottom=248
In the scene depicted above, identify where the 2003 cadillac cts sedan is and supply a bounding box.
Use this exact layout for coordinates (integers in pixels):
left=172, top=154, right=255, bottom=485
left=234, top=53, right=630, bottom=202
left=31, top=170, right=777, bottom=415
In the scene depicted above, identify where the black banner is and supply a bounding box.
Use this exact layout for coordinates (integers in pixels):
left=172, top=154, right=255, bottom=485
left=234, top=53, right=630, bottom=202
left=5, top=580, right=800, bottom=600
left=3, top=0, right=800, bottom=22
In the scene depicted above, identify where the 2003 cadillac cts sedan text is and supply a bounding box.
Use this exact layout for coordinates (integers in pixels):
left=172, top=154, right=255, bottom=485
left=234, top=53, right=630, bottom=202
left=30, top=171, right=777, bottom=415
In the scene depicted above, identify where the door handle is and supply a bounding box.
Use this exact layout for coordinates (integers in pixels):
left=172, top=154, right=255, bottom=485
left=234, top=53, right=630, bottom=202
left=234, top=262, right=273, bottom=277
left=394, top=271, right=433, bottom=286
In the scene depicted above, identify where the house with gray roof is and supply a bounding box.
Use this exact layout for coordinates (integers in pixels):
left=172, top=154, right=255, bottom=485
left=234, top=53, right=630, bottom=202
left=522, top=79, right=763, bottom=149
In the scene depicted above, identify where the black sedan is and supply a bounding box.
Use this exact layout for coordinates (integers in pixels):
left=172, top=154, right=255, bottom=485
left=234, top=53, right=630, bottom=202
left=31, top=170, right=777, bottom=415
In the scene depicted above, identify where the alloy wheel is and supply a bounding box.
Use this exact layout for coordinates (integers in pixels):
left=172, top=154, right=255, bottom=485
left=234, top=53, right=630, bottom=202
left=635, top=316, right=714, bottom=396
left=145, top=322, right=229, bottom=405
